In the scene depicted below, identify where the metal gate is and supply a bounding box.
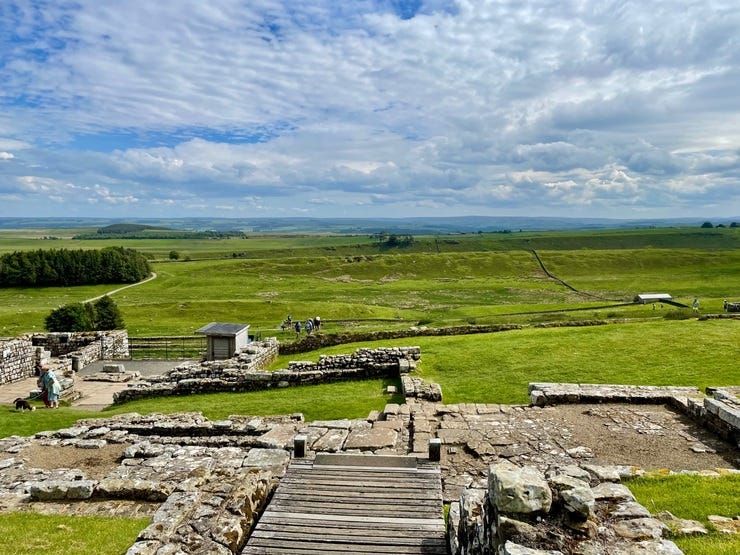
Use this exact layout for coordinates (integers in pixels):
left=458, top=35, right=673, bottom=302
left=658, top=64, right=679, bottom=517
left=127, top=336, right=206, bottom=360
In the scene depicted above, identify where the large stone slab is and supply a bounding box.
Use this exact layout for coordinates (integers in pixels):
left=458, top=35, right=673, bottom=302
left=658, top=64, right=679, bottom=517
left=243, top=448, right=290, bottom=475
left=311, top=429, right=349, bottom=452
left=343, top=427, right=398, bottom=450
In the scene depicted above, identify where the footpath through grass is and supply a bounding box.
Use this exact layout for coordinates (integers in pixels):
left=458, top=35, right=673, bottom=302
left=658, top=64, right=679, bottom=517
left=627, top=474, right=740, bottom=555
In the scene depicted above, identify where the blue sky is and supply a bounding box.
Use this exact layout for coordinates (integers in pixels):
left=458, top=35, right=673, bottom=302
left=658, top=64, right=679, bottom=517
left=0, top=0, right=738, bottom=219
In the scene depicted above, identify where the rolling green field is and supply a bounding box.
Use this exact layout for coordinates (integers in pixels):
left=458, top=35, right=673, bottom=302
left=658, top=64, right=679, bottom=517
left=1, top=228, right=738, bottom=337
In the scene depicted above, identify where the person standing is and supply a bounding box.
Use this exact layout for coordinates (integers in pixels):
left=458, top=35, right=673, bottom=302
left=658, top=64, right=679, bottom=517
left=37, top=367, right=51, bottom=408
left=692, top=298, right=699, bottom=313
left=294, top=320, right=301, bottom=337
left=43, top=367, right=62, bottom=408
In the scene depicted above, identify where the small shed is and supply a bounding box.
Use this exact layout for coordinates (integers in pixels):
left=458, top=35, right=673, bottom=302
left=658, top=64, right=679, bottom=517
left=195, top=322, right=250, bottom=361
left=634, top=293, right=673, bottom=304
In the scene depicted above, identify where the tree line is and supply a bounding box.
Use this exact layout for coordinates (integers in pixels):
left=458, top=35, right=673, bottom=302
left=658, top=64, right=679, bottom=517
left=0, top=247, right=151, bottom=287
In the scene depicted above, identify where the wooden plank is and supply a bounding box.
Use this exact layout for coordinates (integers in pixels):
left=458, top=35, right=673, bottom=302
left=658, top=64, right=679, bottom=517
left=244, top=538, right=447, bottom=554
left=258, top=512, right=445, bottom=531
left=254, top=522, right=442, bottom=538
left=244, top=455, right=447, bottom=554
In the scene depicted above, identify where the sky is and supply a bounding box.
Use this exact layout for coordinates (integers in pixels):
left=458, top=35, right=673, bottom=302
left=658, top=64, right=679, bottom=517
left=0, top=0, right=739, bottom=220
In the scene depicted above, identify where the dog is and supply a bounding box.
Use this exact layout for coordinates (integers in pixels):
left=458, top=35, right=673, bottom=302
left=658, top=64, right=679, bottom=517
left=14, top=397, right=36, bottom=411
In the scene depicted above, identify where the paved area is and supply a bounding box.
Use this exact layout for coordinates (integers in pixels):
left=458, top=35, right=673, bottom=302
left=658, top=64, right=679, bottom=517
left=0, top=359, right=192, bottom=411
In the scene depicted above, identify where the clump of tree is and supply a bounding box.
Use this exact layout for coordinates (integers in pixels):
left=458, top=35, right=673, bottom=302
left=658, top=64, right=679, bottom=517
left=45, top=296, right=124, bottom=332
left=371, top=231, right=415, bottom=247
left=0, top=247, right=151, bottom=287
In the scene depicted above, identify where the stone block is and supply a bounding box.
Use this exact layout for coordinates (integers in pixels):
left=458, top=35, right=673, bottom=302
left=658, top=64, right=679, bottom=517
left=29, top=480, right=96, bottom=501
left=489, top=462, right=552, bottom=515
left=243, top=448, right=290, bottom=474
left=561, top=486, right=595, bottom=519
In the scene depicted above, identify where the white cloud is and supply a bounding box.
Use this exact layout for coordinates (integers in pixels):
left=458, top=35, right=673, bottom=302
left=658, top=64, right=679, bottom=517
left=0, top=0, right=738, bottom=218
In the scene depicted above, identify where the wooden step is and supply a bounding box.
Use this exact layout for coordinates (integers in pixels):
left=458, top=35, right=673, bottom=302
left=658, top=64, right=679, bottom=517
left=243, top=455, right=447, bottom=554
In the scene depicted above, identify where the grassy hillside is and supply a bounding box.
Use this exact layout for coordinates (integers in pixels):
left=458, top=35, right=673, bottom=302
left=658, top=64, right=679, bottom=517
left=1, top=244, right=738, bottom=337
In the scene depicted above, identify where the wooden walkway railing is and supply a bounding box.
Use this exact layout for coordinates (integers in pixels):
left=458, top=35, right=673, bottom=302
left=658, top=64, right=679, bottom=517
left=243, top=454, right=447, bottom=554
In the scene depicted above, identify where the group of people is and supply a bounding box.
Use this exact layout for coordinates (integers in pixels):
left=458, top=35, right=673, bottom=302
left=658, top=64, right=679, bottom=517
left=288, top=315, right=321, bottom=337
left=36, top=366, right=62, bottom=408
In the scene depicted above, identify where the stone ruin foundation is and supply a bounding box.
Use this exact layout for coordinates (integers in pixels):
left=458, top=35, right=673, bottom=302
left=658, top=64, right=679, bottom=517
left=0, top=342, right=738, bottom=554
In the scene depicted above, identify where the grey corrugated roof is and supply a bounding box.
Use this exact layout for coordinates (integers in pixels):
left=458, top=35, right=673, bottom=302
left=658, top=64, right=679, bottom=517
left=195, top=322, right=250, bottom=336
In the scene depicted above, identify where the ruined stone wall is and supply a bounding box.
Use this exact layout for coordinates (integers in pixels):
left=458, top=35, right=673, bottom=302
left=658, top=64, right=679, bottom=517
left=114, top=344, right=420, bottom=404
left=31, top=330, right=129, bottom=363
left=0, top=338, right=35, bottom=385
left=450, top=461, right=683, bottom=554
left=686, top=388, right=740, bottom=447
left=1, top=331, right=129, bottom=385
left=279, top=325, right=522, bottom=354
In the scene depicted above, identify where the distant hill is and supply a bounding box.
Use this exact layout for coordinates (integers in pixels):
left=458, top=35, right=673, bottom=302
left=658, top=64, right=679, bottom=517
left=1, top=216, right=738, bottom=234
left=97, top=223, right=170, bottom=234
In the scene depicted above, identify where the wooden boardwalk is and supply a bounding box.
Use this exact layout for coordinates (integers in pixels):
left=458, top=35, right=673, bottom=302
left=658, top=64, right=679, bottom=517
left=243, top=454, right=447, bottom=554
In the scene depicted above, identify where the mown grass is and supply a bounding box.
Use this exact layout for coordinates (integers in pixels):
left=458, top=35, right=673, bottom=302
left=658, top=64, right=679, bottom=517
left=0, top=378, right=402, bottom=439
left=0, top=512, right=149, bottom=555
left=627, top=474, right=740, bottom=555
left=272, top=319, right=740, bottom=405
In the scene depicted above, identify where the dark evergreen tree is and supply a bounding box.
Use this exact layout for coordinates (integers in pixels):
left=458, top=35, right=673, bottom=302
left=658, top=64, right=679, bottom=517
left=0, top=247, right=151, bottom=287
left=45, top=303, right=95, bottom=332
left=93, top=296, right=125, bottom=330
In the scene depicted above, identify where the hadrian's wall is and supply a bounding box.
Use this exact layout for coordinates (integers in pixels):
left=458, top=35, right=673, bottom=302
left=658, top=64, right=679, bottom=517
left=114, top=343, right=422, bottom=404
left=0, top=330, right=129, bottom=385
left=0, top=339, right=35, bottom=385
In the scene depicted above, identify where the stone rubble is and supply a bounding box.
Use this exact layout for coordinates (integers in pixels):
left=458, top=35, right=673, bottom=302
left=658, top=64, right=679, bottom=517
left=449, top=461, right=684, bottom=555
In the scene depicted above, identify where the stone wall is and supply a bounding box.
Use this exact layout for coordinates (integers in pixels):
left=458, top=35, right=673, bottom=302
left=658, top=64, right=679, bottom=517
left=449, top=461, right=683, bottom=554
left=114, top=344, right=421, bottom=404
left=1, top=331, right=129, bottom=386
left=279, top=325, right=522, bottom=354
left=686, top=388, right=740, bottom=446
left=0, top=339, right=35, bottom=385
left=31, top=330, right=129, bottom=366
left=529, top=382, right=703, bottom=412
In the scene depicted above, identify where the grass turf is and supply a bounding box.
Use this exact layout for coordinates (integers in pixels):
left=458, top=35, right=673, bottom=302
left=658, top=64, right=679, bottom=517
left=0, top=512, right=149, bottom=555
left=627, top=474, right=740, bottom=555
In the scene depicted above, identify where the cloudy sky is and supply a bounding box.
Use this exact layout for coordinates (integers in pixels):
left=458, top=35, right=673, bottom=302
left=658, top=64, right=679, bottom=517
left=1, top=0, right=739, bottom=220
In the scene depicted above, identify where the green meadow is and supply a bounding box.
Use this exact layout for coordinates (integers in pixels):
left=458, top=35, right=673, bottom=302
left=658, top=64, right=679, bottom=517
left=0, top=225, right=738, bottom=336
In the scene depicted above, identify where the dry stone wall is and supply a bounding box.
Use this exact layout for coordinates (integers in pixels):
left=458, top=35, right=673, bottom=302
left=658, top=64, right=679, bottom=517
left=114, top=344, right=422, bottom=404
left=1, top=331, right=129, bottom=385
left=0, top=339, right=35, bottom=385
left=31, top=330, right=129, bottom=367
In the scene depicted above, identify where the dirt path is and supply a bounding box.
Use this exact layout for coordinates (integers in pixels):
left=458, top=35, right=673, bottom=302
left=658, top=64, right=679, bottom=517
left=83, top=272, right=157, bottom=303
